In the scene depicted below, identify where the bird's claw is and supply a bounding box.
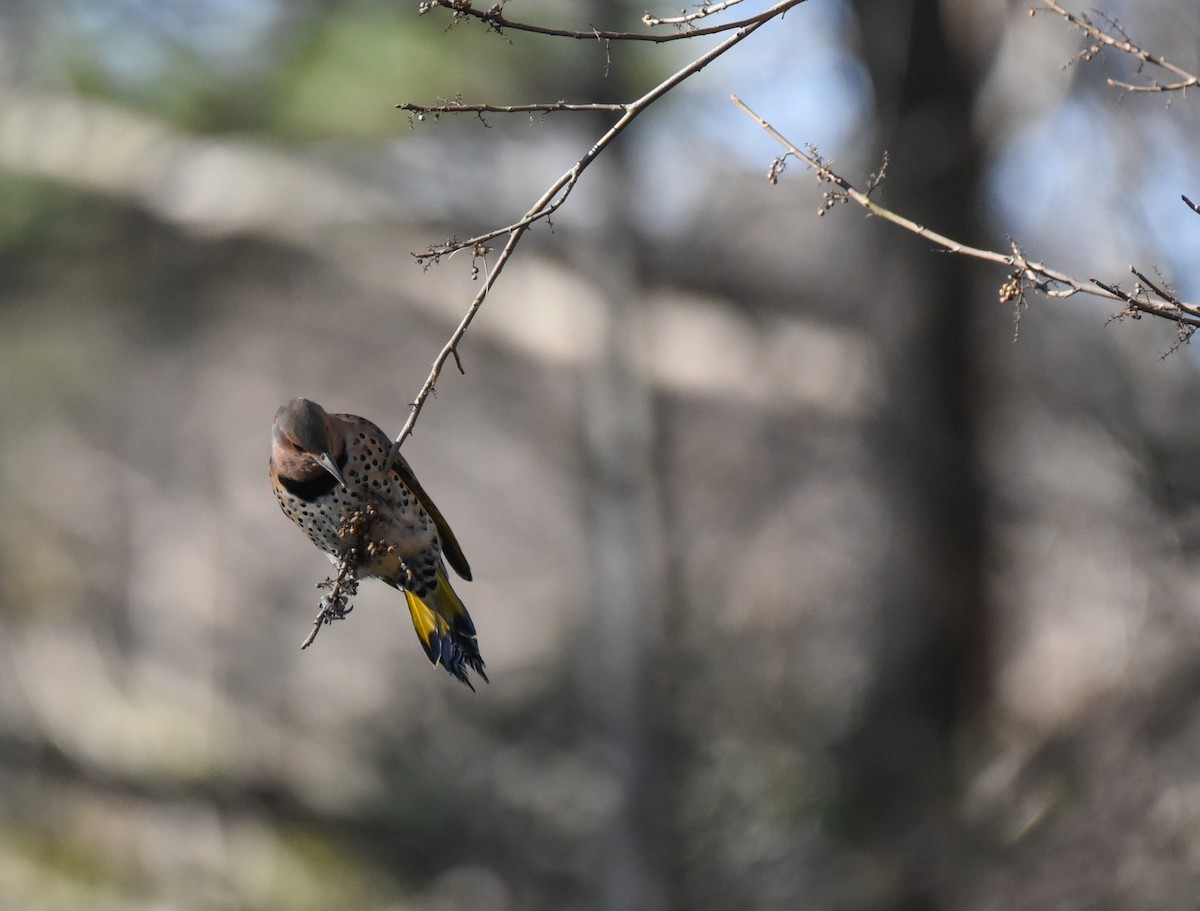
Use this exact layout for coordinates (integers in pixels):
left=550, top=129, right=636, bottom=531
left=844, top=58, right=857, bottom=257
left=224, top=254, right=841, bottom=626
left=317, top=594, right=353, bottom=623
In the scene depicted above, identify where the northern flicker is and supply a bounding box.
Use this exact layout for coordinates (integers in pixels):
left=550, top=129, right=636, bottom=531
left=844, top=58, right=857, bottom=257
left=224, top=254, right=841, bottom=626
left=269, top=397, right=486, bottom=689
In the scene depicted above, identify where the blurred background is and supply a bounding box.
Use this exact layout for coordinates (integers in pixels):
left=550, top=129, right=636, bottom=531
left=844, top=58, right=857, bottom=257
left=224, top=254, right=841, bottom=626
left=4, top=0, right=1200, bottom=908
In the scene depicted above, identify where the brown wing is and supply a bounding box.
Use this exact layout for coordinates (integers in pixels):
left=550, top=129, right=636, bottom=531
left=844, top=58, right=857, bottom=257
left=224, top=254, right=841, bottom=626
left=335, top=413, right=472, bottom=581
left=389, top=450, right=473, bottom=581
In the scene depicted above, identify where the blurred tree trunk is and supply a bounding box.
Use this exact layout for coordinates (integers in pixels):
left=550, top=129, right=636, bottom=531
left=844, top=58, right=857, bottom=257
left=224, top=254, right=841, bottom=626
left=572, top=5, right=667, bottom=909
left=575, top=214, right=665, bottom=911
left=838, top=1, right=991, bottom=906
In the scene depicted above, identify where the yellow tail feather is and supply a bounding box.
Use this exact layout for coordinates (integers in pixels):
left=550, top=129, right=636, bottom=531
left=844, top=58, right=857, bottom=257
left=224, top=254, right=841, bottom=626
left=403, top=569, right=487, bottom=690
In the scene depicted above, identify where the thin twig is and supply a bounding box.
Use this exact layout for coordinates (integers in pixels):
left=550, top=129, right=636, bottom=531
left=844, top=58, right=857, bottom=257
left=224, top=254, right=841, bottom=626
left=732, top=94, right=1200, bottom=329
left=419, top=0, right=799, bottom=43
left=386, top=1, right=808, bottom=468
left=1094, top=266, right=1200, bottom=322
left=643, top=0, right=747, bottom=29
left=1037, top=0, right=1200, bottom=94
left=414, top=172, right=580, bottom=262
left=398, top=100, right=628, bottom=116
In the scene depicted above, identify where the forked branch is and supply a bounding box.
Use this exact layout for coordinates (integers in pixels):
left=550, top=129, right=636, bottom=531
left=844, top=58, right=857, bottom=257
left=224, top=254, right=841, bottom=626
left=386, top=0, right=809, bottom=468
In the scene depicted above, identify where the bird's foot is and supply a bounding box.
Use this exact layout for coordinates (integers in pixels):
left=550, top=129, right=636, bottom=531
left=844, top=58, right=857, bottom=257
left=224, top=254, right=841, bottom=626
left=317, top=591, right=354, bottom=622
left=301, top=552, right=361, bottom=649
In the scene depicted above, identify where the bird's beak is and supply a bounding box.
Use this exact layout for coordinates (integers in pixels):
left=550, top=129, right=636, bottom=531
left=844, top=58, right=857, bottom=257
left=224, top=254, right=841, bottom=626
left=315, top=452, right=348, bottom=489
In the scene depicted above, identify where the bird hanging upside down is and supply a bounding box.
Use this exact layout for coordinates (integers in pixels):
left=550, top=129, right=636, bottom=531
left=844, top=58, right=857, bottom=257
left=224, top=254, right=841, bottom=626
left=269, top=397, right=486, bottom=690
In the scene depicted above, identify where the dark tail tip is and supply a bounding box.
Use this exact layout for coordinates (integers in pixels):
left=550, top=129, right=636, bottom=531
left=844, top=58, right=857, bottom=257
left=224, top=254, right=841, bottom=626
left=426, top=625, right=488, bottom=691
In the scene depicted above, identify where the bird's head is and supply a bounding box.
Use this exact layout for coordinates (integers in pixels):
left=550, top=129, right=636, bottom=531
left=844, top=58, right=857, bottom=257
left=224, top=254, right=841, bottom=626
left=271, top=397, right=347, bottom=488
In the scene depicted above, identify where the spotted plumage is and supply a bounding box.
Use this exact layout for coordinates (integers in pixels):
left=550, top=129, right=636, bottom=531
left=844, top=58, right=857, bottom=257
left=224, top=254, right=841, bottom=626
left=270, top=397, right=485, bottom=689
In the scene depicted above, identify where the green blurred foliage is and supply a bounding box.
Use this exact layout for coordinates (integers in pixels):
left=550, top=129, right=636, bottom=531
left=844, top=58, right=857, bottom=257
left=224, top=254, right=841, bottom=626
left=54, top=1, right=660, bottom=139
left=0, top=176, right=96, bottom=262
left=269, top=7, right=527, bottom=139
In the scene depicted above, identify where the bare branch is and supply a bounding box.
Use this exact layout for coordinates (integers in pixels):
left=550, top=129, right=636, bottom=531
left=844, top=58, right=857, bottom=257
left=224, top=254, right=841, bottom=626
left=732, top=94, right=1200, bottom=331
left=1036, top=0, right=1200, bottom=95
left=397, top=100, right=628, bottom=117
left=386, top=1, right=809, bottom=469
left=643, top=0, right=747, bottom=29
left=418, top=0, right=800, bottom=43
